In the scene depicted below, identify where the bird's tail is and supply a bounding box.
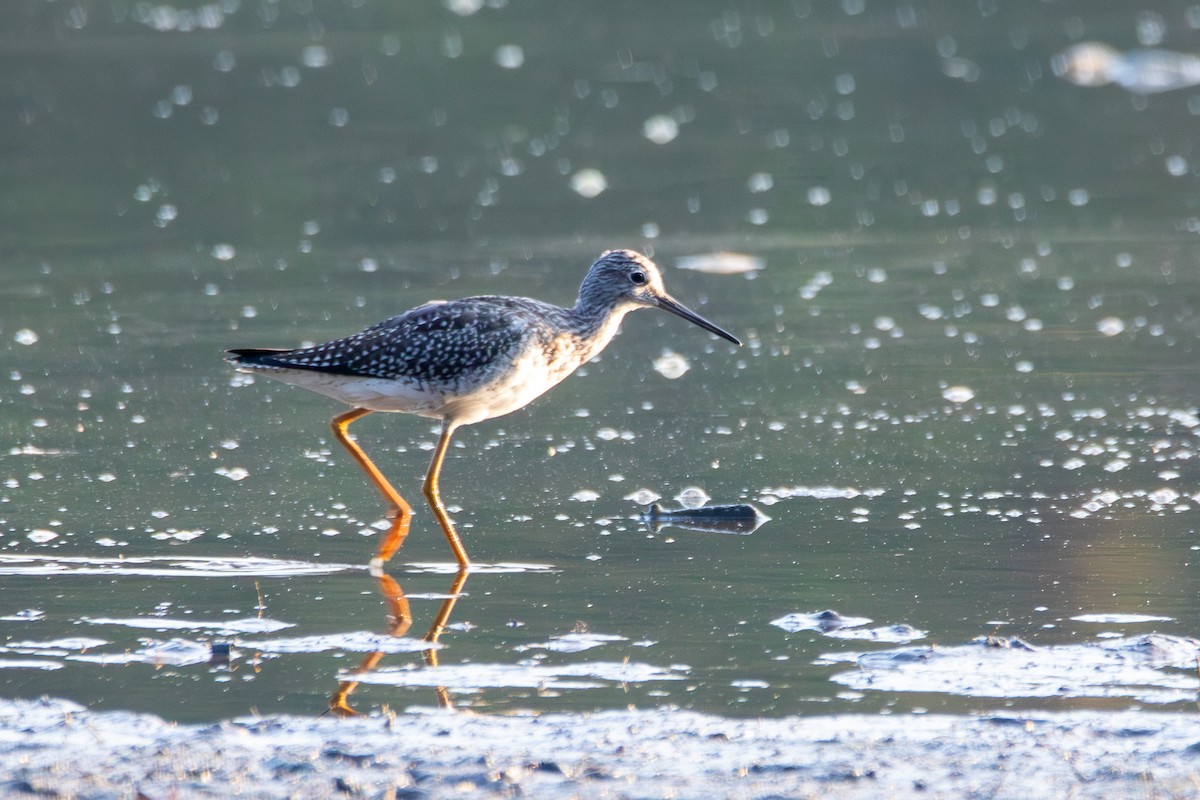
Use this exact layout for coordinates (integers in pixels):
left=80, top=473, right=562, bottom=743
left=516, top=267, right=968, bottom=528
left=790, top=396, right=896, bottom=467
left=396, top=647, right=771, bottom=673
left=224, top=348, right=292, bottom=367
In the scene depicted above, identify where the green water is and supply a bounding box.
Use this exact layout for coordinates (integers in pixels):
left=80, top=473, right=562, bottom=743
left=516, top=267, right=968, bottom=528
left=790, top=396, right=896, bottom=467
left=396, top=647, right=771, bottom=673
left=3, top=1, right=1200, bottom=722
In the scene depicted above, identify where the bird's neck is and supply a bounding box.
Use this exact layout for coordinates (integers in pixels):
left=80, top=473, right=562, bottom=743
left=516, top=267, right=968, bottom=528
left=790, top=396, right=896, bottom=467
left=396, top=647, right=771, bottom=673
left=565, top=299, right=631, bottom=360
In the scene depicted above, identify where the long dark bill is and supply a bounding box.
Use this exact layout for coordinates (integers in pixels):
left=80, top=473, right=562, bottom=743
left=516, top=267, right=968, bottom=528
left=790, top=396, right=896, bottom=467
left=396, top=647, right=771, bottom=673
left=655, top=295, right=742, bottom=346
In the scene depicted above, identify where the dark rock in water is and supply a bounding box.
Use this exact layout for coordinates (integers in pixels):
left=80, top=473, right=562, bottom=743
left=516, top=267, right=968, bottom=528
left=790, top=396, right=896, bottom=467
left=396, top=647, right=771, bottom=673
left=983, top=716, right=1031, bottom=727
left=770, top=610, right=875, bottom=634
left=639, top=502, right=770, bottom=535
left=209, top=640, right=232, bottom=668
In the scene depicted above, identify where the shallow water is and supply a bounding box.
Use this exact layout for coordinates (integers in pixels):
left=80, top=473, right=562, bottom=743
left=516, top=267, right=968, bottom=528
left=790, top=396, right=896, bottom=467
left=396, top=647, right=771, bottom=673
left=3, top=2, right=1200, bottom=723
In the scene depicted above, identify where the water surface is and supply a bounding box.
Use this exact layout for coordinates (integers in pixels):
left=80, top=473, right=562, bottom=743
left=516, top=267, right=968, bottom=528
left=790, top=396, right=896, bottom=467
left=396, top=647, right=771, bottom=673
left=3, top=1, right=1200, bottom=722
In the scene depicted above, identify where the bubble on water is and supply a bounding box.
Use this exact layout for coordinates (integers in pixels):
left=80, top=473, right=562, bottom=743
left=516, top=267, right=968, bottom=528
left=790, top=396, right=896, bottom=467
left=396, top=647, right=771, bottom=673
left=747, top=208, right=769, bottom=225
left=301, top=45, right=329, bottom=68
left=642, top=114, right=679, bottom=144
left=943, top=386, right=974, bottom=403
left=13, top=329, right=38, bottom=346
left=1103, top=459, right=1129, bottom=472
left=27, top=530, right=58, bottom=544
left=624, top=488, right=661, bottom=505
left=571, top=489, right=600, bottom=502
left=866, top=268, right=887, bottom=283
left=747, top=172, right=774, bottom=192
left=442, top=29, right=463, bottom=58
left=807, top=186, right=832, bottom=206
left=800, top=271, right=833, bottom=299
left=215, top=466, right=249, bottom=481
left=494, top=44, right=524, bottom=69
left=1097, top=317, right=1125, bottom=336
left=570, top=169, right=607, bottom=198
left=652, top=351, right=691, bottom=379
left=1147, top=488, right=1179, bottom=506
left=676, top=252, right=763, bottom=274
left=211, top=243, right=235, bottom=261
left=675, top=487, right=711, bottom=508
left=445, top=0, right=484, bottom=16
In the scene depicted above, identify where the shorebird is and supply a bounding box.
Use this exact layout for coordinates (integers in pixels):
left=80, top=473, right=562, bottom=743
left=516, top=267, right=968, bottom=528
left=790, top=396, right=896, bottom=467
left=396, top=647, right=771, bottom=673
left=227, top=249, right=740, bottom=569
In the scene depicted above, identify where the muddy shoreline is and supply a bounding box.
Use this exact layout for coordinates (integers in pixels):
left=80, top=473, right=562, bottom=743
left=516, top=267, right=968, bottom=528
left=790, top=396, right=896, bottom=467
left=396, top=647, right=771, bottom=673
left=4, top=697, right=1198, bottom=798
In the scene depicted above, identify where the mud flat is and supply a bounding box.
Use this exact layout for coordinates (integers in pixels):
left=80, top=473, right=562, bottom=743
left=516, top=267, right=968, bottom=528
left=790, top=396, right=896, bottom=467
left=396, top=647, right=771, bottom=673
left=2, top=697, right=1198, bottom=798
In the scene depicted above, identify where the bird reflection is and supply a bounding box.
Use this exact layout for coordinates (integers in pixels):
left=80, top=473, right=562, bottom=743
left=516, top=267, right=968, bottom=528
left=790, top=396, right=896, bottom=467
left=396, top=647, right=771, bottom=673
left=328, top=518, right=470, bottom=715
left=328, top=567, right=468, bottom=715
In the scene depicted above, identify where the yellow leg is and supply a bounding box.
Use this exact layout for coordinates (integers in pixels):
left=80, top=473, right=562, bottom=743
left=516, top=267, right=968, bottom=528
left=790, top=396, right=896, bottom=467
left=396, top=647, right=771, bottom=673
left=330, top=408, right=412, bottom=567
left=422, top=420, right=471, bottom=569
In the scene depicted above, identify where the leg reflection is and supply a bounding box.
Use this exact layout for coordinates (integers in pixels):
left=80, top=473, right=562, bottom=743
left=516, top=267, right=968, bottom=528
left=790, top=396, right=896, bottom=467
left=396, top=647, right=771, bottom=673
left=329, top=555, right=470, bottom=715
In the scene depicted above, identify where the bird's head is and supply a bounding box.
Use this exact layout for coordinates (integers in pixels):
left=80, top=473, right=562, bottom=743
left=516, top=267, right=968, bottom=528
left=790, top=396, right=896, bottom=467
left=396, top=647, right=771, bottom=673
left=578, top=249, right=741, bottom=345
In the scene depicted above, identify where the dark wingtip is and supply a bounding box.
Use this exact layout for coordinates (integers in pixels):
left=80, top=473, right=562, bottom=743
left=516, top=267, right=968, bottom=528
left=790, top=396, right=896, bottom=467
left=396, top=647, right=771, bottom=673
left=225, top=348, right=289, bottom=366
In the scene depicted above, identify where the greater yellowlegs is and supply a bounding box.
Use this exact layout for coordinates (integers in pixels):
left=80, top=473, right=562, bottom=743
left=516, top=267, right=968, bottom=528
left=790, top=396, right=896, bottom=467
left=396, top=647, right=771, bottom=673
left=226, top=249, right=741, bottom=569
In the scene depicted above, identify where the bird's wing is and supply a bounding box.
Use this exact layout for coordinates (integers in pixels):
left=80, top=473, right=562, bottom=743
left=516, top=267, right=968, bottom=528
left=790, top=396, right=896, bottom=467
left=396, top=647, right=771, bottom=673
left=261, top=298, right=538, bottom=384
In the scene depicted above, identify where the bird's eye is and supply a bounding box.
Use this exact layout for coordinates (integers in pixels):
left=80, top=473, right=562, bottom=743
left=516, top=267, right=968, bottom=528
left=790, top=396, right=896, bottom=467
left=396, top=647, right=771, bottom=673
left=629, top=271, right=648, bottom=285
